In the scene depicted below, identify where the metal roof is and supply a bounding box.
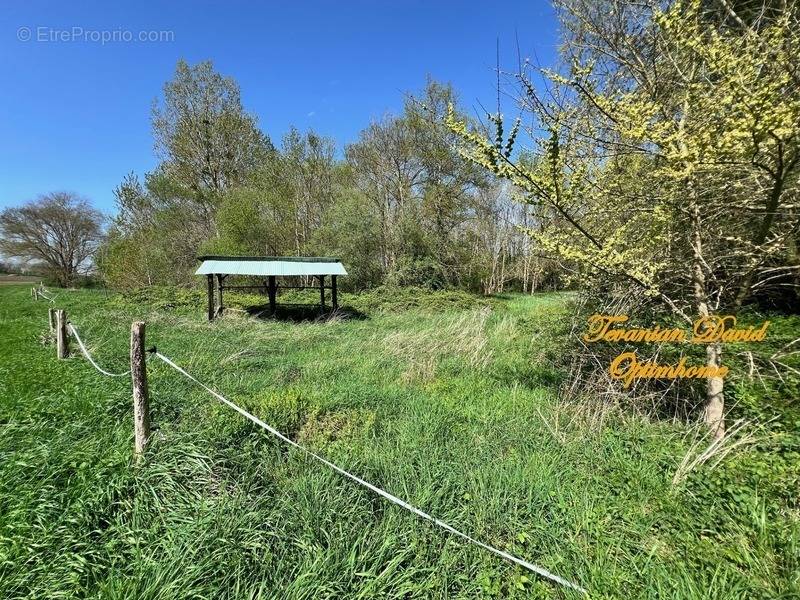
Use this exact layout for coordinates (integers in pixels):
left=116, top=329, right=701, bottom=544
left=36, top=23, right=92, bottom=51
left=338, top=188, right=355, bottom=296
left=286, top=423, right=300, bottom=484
left=195, top=256, right=347, bottom=277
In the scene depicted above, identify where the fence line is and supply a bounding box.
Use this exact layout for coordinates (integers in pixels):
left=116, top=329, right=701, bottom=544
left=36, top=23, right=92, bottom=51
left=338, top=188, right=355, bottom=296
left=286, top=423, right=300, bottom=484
left=68, top=322, right=131, bottom=377
left=151, top=350, right=587, bottom=594
left=42, top=301, right=586, bottom=593
left=37, top=285, right=57, bottom=303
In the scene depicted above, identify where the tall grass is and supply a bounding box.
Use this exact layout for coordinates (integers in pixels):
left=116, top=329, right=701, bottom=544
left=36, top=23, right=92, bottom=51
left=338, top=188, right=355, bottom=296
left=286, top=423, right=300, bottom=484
left=0, top=286, right=796, bottom=598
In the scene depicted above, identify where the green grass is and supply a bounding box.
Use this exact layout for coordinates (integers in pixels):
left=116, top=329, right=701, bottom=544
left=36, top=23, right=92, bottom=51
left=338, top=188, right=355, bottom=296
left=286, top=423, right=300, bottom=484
left=0, top=286, right=797, bottom=598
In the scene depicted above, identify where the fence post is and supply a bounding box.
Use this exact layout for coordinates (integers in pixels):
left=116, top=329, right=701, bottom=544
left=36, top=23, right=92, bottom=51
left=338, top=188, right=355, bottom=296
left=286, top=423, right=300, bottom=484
left=48, top=308, right=56, bottom=332
left=206, top=274, right=215, bottom=321
left=130, top=321, right=150, bottom=457
left=268, top=275, right=276, bottom=314
left=56, top=309, right=69, bottom=358
left=32, top=287, right=38, bottom=301
left=215, top=274, right=225, bottom=317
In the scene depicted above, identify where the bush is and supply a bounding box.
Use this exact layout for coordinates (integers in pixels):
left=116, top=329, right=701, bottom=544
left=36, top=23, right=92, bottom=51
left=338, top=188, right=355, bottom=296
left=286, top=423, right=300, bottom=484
left=384, top=257, right=448, bottom=290
left=108, top=285, right=206, bottom=310
left=346, top=285, right=495, bottom=313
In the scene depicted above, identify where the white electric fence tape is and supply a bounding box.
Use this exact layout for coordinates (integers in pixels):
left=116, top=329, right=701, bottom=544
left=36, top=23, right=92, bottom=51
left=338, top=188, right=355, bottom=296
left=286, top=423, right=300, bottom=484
left=68, top=323, right=131, bottom=378
left=38, top=288, right=57, bottom=303
left=152, top=350, right=587, bottom=594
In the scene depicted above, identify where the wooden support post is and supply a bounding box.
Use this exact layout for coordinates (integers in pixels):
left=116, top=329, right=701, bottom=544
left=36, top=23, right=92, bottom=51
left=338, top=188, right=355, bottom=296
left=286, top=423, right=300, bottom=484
left=331, top=275, right=338, bottom=310
left=130, top=321, right=150, bottom=457
left=215, top=274, right=224, bottom=317
left=48, top=307, right=56, bottom=332
left=319, top=275, right=326, bottom=310
left=56, top=309, right=69, bottom=358
left=268, top=275, right=276, bottom=314
left=207, top=274, right=215, bottom=321
left=32, top=287, right=38, bottom=301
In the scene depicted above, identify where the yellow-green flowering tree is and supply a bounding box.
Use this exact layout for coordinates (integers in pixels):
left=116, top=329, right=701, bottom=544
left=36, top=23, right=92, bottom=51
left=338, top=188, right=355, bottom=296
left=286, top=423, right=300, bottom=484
left=446, top=0, right=799, bottom=437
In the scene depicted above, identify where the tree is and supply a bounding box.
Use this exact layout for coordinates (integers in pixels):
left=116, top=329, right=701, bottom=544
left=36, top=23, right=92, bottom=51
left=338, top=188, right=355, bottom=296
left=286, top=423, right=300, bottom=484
left=100, top=68, right=547, bottom=294
left=101, top=60, right=275, bottom=288
left=280, top=128, right=339, bottom=255
left=346, top=80, right=493, bottom=286
left=347, top=115, right=422, bottom=273
left=151, top=59, right=273, bottom=235
left=406, top=80, right=489, bottom=275
left=447, top=0, right=800, bottom=437
left=0, top=192, right=104, bottom=287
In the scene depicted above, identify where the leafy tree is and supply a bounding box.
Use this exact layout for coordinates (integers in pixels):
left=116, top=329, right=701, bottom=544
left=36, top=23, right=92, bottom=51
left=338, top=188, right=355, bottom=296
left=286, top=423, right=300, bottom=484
left=102, top=60, right=275, bottom=287
left=407, top=80, right=490, bottom=275
left=101, top=68, right=553, bottom=294
left=346, top=80, right=493, bottom=286
left=151, top=59, right=273, bottom=235
left=447, top=0, right=800, bottom=437
left=346, top=115, right=421, bottom=273
left=280, top=128, right=339, bottom=255
left=308, top=187, right=384, bottom=290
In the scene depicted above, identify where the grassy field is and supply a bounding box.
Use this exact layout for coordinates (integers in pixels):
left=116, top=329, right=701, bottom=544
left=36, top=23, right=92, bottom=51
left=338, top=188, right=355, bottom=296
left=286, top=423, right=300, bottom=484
left=0, top=275, right=42, bottom=286
left=0, top=286, right=797, bottom=599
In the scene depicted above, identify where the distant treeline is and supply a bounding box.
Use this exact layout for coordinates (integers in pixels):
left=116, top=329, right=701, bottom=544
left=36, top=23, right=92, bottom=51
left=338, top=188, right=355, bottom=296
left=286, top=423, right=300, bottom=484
left=100, top=63, right=559, bottom=294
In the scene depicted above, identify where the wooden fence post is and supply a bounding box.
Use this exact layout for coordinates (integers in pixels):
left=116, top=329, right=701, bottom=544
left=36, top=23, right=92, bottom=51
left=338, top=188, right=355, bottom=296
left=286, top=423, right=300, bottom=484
left=206, top=274, right=215, bottom=321
left=268, top=275, right=276, bottom=314
left=56, top=309, right=69, bottom=358
left=130, top=321, right=150, bottom=457
left=215, top=274, right=224, bottom=317
left=48, top=308, right=56, bottom=332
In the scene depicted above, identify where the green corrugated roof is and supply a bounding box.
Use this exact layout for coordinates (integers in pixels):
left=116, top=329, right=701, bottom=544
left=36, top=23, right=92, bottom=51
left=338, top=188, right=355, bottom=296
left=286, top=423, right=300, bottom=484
left=198, top=255, right=341, bottom=263
left=195, top=256, right=347, bottom=277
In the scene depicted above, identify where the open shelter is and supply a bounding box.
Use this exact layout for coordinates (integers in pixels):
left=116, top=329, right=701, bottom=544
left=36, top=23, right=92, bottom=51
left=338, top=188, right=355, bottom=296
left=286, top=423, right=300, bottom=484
left=195, top=255, right=347, bottom=320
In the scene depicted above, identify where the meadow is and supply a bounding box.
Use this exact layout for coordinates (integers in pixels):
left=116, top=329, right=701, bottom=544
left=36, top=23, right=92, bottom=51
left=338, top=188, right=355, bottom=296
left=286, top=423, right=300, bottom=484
left=0, top=285, right=796, bottom=599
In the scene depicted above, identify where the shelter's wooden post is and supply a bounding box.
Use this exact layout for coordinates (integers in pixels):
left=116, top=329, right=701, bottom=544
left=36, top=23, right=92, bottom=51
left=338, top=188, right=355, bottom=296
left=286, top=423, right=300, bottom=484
left=215, top=274, right=224, bottom=316
left=268, top=275, right=276, bottom=314
left=48, top=307, right=56, bottom=332
left=130, top=321, right=150, bottom=457
left=56, top=309, right=69, bottom=358
left=207, top=274, right=215, bottom=321
left=331, top=275, right=338, bottom=310
left=319, top=275, right=326, bottom=310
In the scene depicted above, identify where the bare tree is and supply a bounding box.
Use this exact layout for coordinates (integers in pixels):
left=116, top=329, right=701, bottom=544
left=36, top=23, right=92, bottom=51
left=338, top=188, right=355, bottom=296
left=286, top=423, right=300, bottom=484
left=0, top=192, right=104, bottom=287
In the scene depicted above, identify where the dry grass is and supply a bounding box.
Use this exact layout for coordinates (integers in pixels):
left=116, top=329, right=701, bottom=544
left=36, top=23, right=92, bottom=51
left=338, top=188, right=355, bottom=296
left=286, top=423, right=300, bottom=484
left=380, top=307, right=493, bottom=382
left=671, top=419, right=766, bottom=486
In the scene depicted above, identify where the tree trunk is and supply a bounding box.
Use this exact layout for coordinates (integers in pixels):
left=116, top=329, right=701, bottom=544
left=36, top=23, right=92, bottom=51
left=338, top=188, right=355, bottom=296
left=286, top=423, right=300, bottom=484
left=704, top=343, right=725, bottom=439
left=690, top=198, right=726, bottom=439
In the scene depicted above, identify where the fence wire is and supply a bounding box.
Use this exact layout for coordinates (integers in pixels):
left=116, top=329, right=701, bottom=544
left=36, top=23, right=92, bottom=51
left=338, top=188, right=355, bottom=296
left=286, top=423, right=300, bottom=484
left=152, top=350, right=587, bottom=594
left=68, top=323, right=131, bottom=378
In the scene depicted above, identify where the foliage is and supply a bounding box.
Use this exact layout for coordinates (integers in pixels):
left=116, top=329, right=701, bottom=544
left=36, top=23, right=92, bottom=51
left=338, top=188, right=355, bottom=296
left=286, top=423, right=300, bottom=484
left=346, top=284, right=495, bottom=313
left=100, top=65, right=547, bottom=295
left=151, top=59, right=274, bottom=219
left=447, top=0, right=800, bottom=309
left=446, top=0, right=800, bottom=435
left=100, top=60, right=273, bottom=290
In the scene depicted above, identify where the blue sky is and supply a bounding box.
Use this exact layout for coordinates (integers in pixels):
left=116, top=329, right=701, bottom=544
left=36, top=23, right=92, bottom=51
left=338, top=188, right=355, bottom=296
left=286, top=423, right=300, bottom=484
left=1, top=1, right=559, bottom=213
